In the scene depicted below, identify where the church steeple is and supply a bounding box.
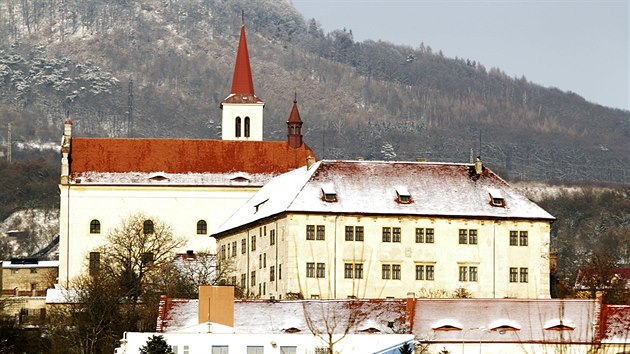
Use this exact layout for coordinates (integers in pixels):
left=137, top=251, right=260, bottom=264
left=230, top=19, right=255, bottom=97
left=287, top=94, right=304, bottom=148
left=221, top=15, right=265, bottom=141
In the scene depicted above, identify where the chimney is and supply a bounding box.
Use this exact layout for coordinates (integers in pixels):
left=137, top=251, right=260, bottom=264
left=474, top=157, right=483, bottom=175
left=306, top=156, right=315, bottom=170
left=405, top=292, right=416, bottom=331
left=63, top=120, right=73, bottom=137
left=198, top=285, right=234, bottom=327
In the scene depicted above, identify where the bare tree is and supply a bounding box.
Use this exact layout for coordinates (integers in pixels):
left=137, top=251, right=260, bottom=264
left=95, top=214, right=186, bottom=303
left=302, top=300, right=369, bottom=354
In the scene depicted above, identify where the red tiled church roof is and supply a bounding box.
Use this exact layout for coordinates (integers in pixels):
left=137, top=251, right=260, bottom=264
left=70, top=138, right=315, bottom=175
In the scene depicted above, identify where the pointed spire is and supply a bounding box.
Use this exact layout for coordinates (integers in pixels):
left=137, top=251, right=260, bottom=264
left=230, top=18, right=255, bottom=97
left=288, top=93, right=302, bottom=123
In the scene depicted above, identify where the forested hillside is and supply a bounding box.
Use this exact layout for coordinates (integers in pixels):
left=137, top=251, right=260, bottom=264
left=0, top=0, right=628, bottom=185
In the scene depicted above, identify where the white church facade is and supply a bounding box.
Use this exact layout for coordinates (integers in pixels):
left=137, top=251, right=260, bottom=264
left=57, top=22, right=314, bottom=286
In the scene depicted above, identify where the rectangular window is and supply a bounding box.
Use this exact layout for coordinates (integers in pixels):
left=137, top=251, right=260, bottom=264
left=232, top=241, right=237, bottom=257
left=227, top=243, right=230, bottom=258
left=221, top=245, right=226, bottom=260
left=306, top=225, right=315, bottom=240
left=415, top=265, right=424, bottom=280
left=392, top=264, right=401, bottom=279
left=382, top=227, right=392, bottom=242
left=345, top=226, right=354, bottom=241
left=231, top=276, right=237, bottom=286
left=251, top=271, right=256, bottom=287
left=89, top=252, right=100, bottom=275
left=459, top=229, right=468, bottom=244
left=344, top=263, right=353, bottom=279
left=247, top=346, right=264, bottom=354
left=240, top=273, right=246, bottom=288
left=316, top=263, right=325, bottom=278
left=251, top=235, right=256, bottom=251
left=263, top=253, right=267, bottom=268
left=241, top=238, right=246, bottom=254
left=509, top=267, right=518, bottom=282
left=270, top=229, right=276, bottom=245
left=258, top=254, right=262, bottom=269
left=316, top=225, right=325, bottom=240
left=426, top=265, right=434, bottom=280
left=280, top=347, right=296, bottom=354
left=469, top=266, right=478, bottom=282
left=519, top=231, right=528, bottom=246
left=459, top=266, right=467, bottom=281
left=355, top=263, right=363, bottom=279
left=279, top=264, right=282, bottom=280
left=183, top=346, right=190, bottom=354
left=510, top=231, right=518, bottom=246
left=392, top=227, right=401, bottom=242
left=469, top=229, right=478, bottom=245
left=382, top=264, right=391, bottom=279
left=415, top=228, right=424, bottom=243
left=306, top=262, right=315, bottom=278
left=426, top=228, right=434, bottom=243
left=270, top=266, right=275, bottom=282
left=211, top=346, right=228, bottom=354
left=355, top=226, right=364, bottom=241
left=520, top=268, right=528, bottom=283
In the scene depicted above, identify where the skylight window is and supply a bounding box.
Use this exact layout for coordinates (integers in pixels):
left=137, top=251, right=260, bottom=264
left=488, top=189, right=505, bottom=207
left=321, top=184, right=337, bottom=202
left=395, top=186, right=412, bottom=204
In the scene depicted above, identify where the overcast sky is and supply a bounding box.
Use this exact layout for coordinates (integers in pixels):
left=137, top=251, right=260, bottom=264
left=292, top=0, right=629, bottom=111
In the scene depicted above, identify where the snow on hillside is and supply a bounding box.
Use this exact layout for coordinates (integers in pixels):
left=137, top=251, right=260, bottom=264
left=0, top=209, right=59, bottom=260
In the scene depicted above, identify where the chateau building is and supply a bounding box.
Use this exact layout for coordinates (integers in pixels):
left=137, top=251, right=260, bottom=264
left=212, top=160, right=555, bottom=299
left=57, top=22, right=315, bottom=286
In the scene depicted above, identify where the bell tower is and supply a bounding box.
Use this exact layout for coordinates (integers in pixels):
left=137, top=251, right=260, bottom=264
left=287, top=95, right=304, bottom=148
left=221, top=16, right=264, bottom=141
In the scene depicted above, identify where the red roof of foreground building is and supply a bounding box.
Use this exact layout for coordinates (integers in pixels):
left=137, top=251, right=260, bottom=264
left=223, top=24, right=262, bottom=104
left=69, top=138, right=315, bottom=176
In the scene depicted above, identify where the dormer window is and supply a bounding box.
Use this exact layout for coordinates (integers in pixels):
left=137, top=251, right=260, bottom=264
left=488, top=319, right=521, bottom=332
left=544, top=319, right=575, bottom=331
left=395, top=186, right=412, bottom=204
left=431, top=319, right=463, bottom=331
left=488, top=189, right=505, bottom=207
left=321, top=184, right=337, bottom=202
left=149, top=173, right=169, bottom=182
left=254, top=199, right=269, bottom=213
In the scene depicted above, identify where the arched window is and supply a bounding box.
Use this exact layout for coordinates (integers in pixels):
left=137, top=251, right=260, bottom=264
left=143, top=220, right=154, bottom=234
left=197, top=220, right=208, bottom=235
left=89, top=219, right=101, bottom=234
left=244, top=117, right=250, bottom=137
left=235, top=117, right=241, bottom=138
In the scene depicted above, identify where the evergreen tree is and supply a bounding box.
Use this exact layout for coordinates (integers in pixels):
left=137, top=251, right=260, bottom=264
left=139, top=335, right=174, bottom=354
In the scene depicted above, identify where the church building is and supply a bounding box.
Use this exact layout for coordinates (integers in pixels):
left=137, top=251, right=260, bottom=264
left=57, top=22, right=315, bottom=286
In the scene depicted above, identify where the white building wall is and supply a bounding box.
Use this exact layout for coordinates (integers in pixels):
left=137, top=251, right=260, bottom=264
left=221, top=103, right=264, bottom=141
left=217, top=213, right=551, bottom=300
left=116, top=332, right=414, bottom=354
left=59, top=184, right=260, bottom=286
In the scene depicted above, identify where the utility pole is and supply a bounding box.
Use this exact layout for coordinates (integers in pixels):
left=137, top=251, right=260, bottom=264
left=7, top=122, right=12, bottom=163
left=128, top=75, right=133, bottom=138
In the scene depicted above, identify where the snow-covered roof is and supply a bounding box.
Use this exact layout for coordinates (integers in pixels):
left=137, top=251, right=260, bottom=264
left=601, top=305, right=630, bottom=343
left=412, top=298, right=598, bottom=343
left=214, top=160, right=554, bottom=236
left=1, top=260, right=59, bottom=269
left=158, top=299, right=406, bottom=334
left=71, top=171, right=275, bottom=186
